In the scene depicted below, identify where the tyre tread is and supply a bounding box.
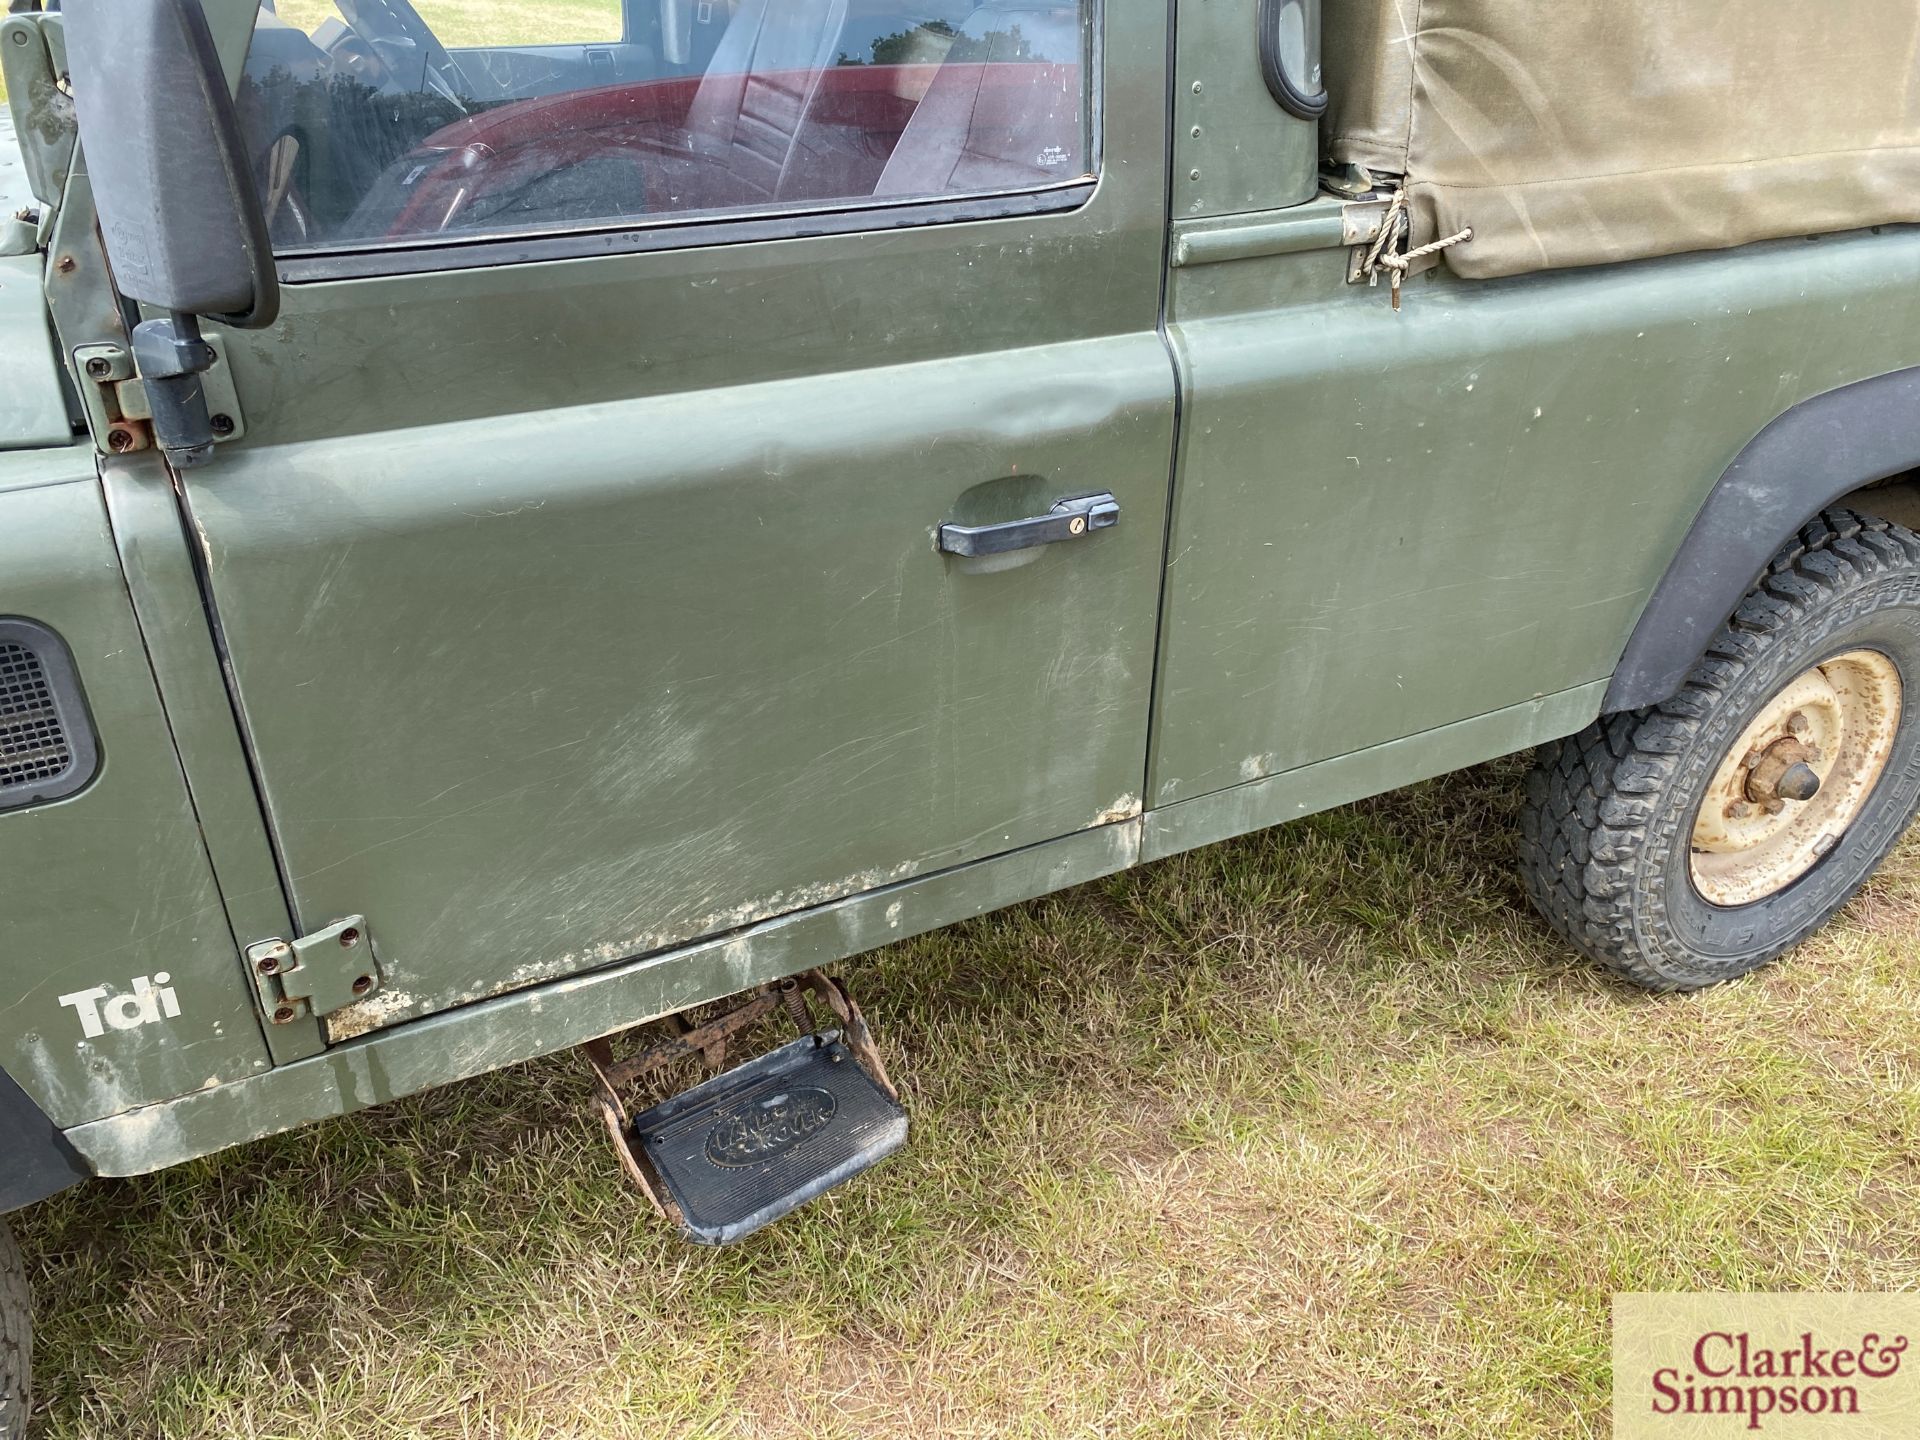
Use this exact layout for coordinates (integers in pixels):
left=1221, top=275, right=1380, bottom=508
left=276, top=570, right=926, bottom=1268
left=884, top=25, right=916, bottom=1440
left=1520, top=507, right=1920, bottom=988
left=0, top=1220, right=27, bottom=1440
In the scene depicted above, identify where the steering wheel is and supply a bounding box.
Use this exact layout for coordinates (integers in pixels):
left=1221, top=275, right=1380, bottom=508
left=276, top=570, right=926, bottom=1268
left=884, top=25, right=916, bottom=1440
left=334, top=0, right=475, bottom=110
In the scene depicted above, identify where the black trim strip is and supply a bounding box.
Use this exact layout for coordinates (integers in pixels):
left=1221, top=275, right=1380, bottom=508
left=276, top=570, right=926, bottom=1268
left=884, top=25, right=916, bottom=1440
left=278, top=182, right=1099, bottom=284
left=1604, top=366, right=1920, bottom=713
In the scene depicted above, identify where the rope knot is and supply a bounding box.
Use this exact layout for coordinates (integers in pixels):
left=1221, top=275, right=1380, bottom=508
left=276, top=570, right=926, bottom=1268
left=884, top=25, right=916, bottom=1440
left=1360, top=189, right=1472, bottom=310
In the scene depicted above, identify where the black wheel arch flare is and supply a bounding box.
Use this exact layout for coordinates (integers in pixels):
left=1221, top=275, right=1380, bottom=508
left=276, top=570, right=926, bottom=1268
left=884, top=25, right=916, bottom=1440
left=0, top=1067, right=88, bottom=1214
left=1606, top=366, right=1920, bottom=714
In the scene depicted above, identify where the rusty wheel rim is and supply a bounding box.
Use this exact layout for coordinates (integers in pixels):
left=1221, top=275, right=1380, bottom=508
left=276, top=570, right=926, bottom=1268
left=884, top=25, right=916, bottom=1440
left=1690, top=649, right=1903, bottom=907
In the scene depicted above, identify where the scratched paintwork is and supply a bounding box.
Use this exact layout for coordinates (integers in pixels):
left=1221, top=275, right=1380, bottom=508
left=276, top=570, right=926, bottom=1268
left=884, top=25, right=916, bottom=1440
left=95, top=452, right=310, bottom=1061
left=169, top=0, right=1176, bottom=1039
left=0, top=454, right=270, bottom=1128
left=67, top=678, right=1620, bottom=1175
left=1151, top=214, right=1920, bottom=806
left=196, top=334, right=1175, bottom=1042
left=66, top=819, right=1145, bottom=1175
left=9, top=0, right=1920, bottom=1174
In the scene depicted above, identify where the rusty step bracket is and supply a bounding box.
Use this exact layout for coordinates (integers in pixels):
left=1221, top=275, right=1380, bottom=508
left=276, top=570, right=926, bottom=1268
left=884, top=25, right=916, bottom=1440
left=583, top=971, right=905, bottom=1244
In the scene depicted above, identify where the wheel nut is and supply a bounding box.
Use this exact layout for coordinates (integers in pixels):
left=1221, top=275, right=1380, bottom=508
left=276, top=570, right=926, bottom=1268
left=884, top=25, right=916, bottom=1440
left=1776, top=761, right=1822, bottom=802
left=1746, top=736, right=1819, bottom=805
left=1786, top=711, right=1811, bottom=736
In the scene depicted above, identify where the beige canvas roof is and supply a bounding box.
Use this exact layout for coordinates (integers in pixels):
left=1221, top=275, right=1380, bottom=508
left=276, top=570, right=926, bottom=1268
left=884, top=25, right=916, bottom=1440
left=1323, top=1, right=1920, bottom=279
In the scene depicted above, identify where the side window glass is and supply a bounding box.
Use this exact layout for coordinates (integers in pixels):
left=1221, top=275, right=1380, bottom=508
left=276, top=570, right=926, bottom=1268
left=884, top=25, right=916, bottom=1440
left=240, top=0, right=1095, bottom=253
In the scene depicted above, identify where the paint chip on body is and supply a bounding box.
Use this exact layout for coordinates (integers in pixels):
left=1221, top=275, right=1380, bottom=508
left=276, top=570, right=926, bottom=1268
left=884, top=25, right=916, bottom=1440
left=325, top=988, right=418, bottom=1043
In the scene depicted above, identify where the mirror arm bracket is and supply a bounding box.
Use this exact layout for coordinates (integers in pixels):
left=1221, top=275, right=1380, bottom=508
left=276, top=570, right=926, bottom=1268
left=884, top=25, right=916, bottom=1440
left=130, top=312, right=218, bottom=469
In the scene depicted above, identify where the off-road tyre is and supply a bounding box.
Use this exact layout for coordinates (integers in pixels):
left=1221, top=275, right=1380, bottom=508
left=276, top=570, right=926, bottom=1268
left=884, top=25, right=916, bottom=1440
left=0, top=1220, right=27, bottom=1440
left=1520, top=508, right=1920, bottom=989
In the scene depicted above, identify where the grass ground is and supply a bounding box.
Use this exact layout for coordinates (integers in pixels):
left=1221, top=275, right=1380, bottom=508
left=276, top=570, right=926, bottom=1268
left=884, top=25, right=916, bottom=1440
left=276, top=0, right=626, bottom=47
left=0, top=2, right=623, bottom=108
left=18, top=756, right=1920, bottom=1437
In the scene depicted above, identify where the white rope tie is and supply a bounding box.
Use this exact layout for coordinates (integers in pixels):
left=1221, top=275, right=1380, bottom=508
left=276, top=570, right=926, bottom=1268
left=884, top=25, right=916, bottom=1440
left=1362, top=189, right=1472, bottom=309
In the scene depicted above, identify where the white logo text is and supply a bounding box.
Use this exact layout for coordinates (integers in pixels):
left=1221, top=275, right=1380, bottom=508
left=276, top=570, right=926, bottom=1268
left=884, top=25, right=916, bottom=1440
left=58, top=973, right=181, bottom=1039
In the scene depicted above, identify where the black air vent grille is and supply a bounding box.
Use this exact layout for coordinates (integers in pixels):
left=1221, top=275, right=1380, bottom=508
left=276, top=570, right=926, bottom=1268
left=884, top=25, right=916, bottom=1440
left=0, top=621, right=98, bottom=811
left=0, top=640, right=74, bottom=788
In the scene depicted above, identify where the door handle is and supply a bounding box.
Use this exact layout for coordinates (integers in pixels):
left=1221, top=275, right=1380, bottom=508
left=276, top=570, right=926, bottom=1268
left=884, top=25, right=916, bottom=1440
left=937, top=492, right=1120, bottom=558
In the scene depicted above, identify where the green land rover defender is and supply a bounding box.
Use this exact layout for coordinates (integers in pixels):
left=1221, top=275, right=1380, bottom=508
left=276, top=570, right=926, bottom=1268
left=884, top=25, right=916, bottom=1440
left=7, top=0, right=1920, bottom=1424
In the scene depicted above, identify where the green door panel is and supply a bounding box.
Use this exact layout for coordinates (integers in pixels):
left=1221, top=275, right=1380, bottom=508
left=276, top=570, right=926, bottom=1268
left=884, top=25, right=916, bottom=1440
left=0, top=455, right=270, bottom=1127
left=1152, top=220, right=1920, bottom=806
left=187, top=2, right=1173, bottom=1040
left=194, top=341, right=1171, bottom=1034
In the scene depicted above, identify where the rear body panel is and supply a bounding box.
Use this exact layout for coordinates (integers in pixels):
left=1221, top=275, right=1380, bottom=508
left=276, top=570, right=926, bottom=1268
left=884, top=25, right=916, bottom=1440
left=1151, top=215, right=1920, bottom=808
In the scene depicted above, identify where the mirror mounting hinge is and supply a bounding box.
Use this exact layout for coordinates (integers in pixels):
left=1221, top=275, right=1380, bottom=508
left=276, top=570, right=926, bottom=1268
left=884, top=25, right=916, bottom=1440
left=132, top=314, right=217, bottom=467
left=73, top=335, right=244, bottom=462
left=246, top=916, right=383, bottom=1028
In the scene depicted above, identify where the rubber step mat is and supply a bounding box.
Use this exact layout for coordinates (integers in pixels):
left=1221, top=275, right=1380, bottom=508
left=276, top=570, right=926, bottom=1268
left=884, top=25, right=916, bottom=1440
left=628, top=1030, right=907, bottom=1245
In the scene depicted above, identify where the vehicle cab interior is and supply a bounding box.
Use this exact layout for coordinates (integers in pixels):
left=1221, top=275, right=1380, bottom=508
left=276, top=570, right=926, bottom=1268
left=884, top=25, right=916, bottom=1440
left=239, top=0, right=1092, bottom=249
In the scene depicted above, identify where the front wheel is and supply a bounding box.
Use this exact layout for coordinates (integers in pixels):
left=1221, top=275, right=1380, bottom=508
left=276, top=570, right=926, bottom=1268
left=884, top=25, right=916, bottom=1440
left=1521, top=509, right=1920, bottom=990
left=1, top=1220, right=27, bottom=1440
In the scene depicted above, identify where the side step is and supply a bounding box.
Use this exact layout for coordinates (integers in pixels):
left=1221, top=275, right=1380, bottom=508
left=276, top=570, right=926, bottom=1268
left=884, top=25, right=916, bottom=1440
left=583, top=973, right=906, bottom=1245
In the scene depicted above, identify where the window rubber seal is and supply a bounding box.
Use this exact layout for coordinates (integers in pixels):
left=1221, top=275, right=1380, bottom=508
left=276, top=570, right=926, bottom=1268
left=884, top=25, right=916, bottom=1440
left=275, top=181, right=1099, bottom=284
left=1257, top=0, right=1328, bottom=121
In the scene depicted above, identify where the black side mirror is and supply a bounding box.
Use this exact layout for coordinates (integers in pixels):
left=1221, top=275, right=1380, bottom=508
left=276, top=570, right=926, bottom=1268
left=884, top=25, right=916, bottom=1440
left=1259, top=0, right=1326, bottom=121
left=64, top=0, right=278, bottom=466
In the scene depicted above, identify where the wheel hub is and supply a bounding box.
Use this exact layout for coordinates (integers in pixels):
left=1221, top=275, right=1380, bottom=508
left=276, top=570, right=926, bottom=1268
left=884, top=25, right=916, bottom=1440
left=1689, top=649, right=1902, bottom=906
left=1744, top=735, right=1821, bottom=804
